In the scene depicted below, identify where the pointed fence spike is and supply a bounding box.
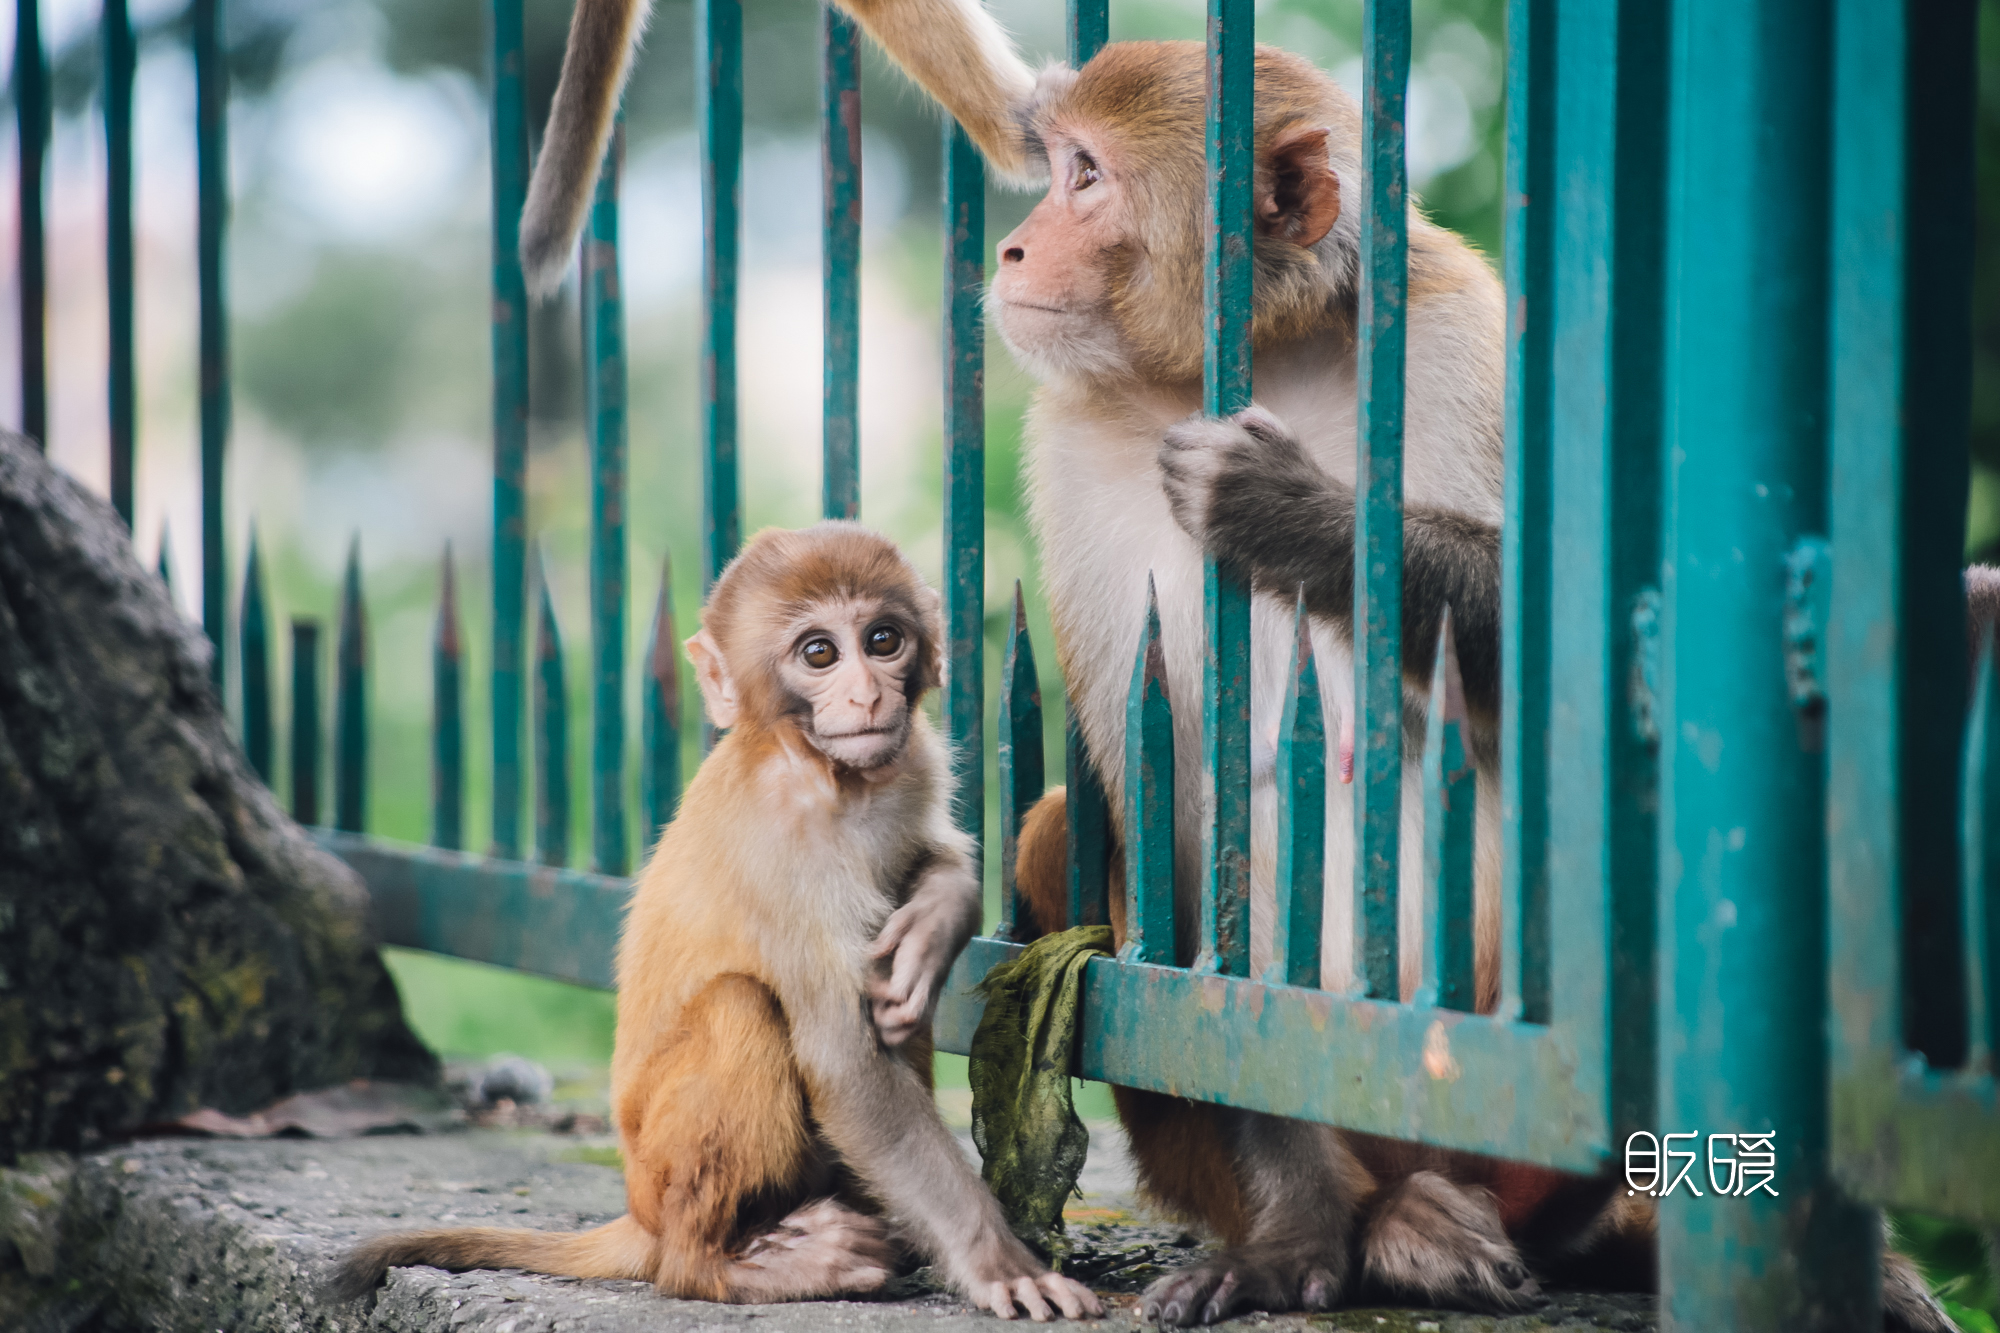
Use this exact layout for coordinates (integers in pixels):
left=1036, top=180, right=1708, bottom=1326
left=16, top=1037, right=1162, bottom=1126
left=289, top=617, right=322, bottom=826
left=156, top=522, right=173, bottom=594
left=1268, top=591, right=1326, bottom=988
left=1122, top=572, right=1175, bottom=965
left=1962, top=625, right=1999, bottom=1069
left=239, top=525, right=272, bottom=783
left=534, top=546, right=571, bottom=868
left=433, top=541, right=465, bottom=852
left=1420, top=606, right=1476, bottom=1012
left=334, top=536, right=368, bottom=834
left=998, top=580, right=1045, bottom=938
left=641, top=556, right=682, bottom=845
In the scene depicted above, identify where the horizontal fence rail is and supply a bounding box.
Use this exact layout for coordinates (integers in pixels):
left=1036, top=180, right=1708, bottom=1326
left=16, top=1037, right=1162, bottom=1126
left=28, top=0, right=1998, bottom=1322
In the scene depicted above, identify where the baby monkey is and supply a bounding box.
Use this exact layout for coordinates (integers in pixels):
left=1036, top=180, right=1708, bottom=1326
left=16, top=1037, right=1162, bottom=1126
left=333, top=524, right=1098, bottom=1321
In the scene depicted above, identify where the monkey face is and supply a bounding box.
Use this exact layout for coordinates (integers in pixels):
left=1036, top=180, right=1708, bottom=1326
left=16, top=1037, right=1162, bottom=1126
left=774, top=598, right=923, bottom=773
left=990, top=132, right=1135, bottom=380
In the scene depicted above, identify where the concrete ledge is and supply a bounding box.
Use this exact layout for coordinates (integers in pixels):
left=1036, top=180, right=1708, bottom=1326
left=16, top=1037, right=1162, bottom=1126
left=0, top=1129, right=1655, bottom=1333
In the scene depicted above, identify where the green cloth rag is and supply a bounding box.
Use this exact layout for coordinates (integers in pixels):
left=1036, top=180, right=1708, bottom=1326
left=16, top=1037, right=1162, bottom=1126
left=968, top=924, right=1114, bottom=1269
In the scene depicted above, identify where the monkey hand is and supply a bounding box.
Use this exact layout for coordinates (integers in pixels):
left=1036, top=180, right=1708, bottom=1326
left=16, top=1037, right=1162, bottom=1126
left=866, top=863, right=981, bottom=1047
left=967, top=1266, right=1104, bottom=1322
left=1158, top=406, right=1342, bottom=556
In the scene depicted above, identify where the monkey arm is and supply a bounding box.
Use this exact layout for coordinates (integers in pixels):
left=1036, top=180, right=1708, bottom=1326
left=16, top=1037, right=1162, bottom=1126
left=829, top=0, right=1041, bottom=184
left=866, top=851, right=982, bottom=1048
left=1158, top=409, right=1501, bottom=723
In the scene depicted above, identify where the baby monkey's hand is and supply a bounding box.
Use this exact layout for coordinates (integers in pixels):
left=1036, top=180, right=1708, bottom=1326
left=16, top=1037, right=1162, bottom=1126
left=867, top=861, right=981, bottom=1047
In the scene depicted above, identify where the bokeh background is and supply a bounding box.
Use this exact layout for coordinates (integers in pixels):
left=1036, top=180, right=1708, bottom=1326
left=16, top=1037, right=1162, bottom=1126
left=5, top=0, right=1997, bottom=1321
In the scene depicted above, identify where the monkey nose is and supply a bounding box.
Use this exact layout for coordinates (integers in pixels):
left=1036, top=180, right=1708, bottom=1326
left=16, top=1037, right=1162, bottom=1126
left=1000, top=244, right=1025, bottom=265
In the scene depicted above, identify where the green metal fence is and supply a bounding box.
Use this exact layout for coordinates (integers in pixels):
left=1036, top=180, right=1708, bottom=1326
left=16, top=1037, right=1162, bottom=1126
left=18, top=0, right=1998, bottom=1326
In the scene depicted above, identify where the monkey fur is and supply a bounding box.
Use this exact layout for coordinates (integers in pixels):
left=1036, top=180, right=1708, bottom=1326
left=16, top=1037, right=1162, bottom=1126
left=512, top=4, right=1958, bottom=1328
left=331, top=525, right=1097, bottom=1322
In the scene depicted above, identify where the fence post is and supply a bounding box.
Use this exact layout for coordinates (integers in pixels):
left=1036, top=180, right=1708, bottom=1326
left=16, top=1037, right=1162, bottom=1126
left=942, top=121, right=984, bottom=864
left=584, top=119, right=629, bottom=877
left=14, top=0, right=44, bottom=449
left=290, top=619, right=321, bottom=825
left=700, top=0, right=743, bottom=590
left=822, top=2, right=862, bottom=523
left=1659, top=0, right=1877, bottom=1323
left=435, top=544, right=465, bottom=852
left=104, top=0, right=135, bottom=522
left=489, top=0, right=530, bottom=860
left=194, top=0, right=230, bottom=689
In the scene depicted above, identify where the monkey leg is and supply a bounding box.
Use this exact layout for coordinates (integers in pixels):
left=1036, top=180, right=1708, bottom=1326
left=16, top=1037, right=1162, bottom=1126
left=1139, top=1107, right=1374, bottom=1325
left=623, top=972, right=897, bottom=1302
left=1356, top=1170, right=1542, bottom=1312
left=1013, top=786, right=1075, bottom=939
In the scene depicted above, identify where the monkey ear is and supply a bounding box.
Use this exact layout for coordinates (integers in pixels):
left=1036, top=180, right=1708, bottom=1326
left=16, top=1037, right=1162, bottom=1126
left=685, top=628, right=741, bottom=730
left=918, top=587, right=944, bottom=690
left=1257, top=126, right=1341, bottom=249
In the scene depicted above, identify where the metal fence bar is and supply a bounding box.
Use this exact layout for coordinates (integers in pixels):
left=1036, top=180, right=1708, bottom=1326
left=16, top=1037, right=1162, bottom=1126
left=1827, top=0, right=1995, bottom=1225
left=1267, top=600, right=1323, bottom=989
left=1964, top=642, right=1997, bottom=1072
left=640, top=560, right=681, bottom=842
left=239, top=529, right=272, bottom=783
left=335, top=540, right=368, bottom=834
left=1197, top=0, right=1253, bottom=979
left=434, top=544, right=465, bottom=852
left=942, top=120, right=984, bottom=861
left=821, top=4, right=861, bottom=522
left=1065, top=700, right=1111, bottom=930
left=1122, top=577, right=1174, bottom=966
left=490, top=0, right=530, bottom=860
left=1660, top=0, right=1879, bottom=1321
left=104, top=0, right=135, bottom=522
left=290, top=619, right=321, bottom=824
left=534, top=550, right=570, bottom=867
left=14, top=0, right=43, bottom=448
left=1418, top=611, right=1473, bottom=1010
left=584, top=119, right=629, bottom=877
left=1351, top=0, right=1407, bottom=1001
left=998, top=584, right=1042, bottom=936
left=194, top=0, right=229, bottom=687
left=156, top=525, right=173, bottom=590
left=1499, top=0, right=1554, bottom=1024
left=700, top=0, right=743, bottom=588
left=1067, top=0, right=1106, bottom=66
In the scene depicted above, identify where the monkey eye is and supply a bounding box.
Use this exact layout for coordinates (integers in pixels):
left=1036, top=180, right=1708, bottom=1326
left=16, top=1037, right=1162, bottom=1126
left=865, top=624, right=904, bottom=658
left=801, top=637, right=839, bottom=669
left=1072, top=154, right=1101, bottom=191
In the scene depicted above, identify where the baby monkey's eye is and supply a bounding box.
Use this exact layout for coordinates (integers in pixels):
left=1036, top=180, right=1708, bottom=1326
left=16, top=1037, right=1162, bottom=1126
left=865, top=624, right=904, bottom=658
left=802, top=637, right=839, bottom=669
left=1073, top=155, right=1101, bottom=190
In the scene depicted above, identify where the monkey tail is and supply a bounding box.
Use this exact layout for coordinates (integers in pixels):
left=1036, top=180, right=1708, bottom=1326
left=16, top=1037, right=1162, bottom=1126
left=519, top=0, right=650, bottom=298
left=325, top=1214, right=656, bottom=1304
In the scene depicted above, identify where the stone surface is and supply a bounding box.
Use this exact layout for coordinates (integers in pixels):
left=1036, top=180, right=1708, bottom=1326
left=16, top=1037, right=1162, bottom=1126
left=0, top=431, right=435, bottom=1162
left=0, top=1123, right=1656, bottom=1333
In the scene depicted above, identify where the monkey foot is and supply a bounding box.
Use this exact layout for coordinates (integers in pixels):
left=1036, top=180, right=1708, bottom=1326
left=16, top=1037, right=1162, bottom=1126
left=1360, top=1170, right=1543, bottom=1314
left=727, top=1199, right=899, bottom=1300
left=1139, top=1243, right=1346, bottom=1326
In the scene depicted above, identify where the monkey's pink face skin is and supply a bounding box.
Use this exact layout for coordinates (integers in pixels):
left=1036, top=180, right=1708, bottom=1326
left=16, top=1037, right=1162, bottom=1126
left=778, top=599, right=921, bottom=774
left=989, top=131, right=1130, bottom=379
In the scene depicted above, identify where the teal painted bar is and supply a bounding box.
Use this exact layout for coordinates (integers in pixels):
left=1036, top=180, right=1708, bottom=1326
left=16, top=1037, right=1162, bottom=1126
left=1266, top=600, right=1322, bottom=989
left=1660, top=0, right=1879, bottom=1320
left=104, top=0, right=134, bottom=522
left=1965, top=640, right=1998, bottom=1075
left=334, top=540, right=368, bottom=834
left=997, top=584, right=1043, bottom=937
left=584, top=119, right=630, bottom=878
left=1545, top=0, right=1660, bottom=1146
left=194, top=0, right=229, bottom=689
left=942, top=120, right=984, bottom=863
left=1067, top=0, right=1106, bottom=66
left=1827, top=0, right=1994, bottom=1226
left=1498, top=0, right=1554, bottom=1025
left=821, top=3, right=861, bottom=522
left=1198, top=0, right=1252, bottom=979
left=434, top=544, right=465, bottom=853
left=699, top=0, right=743, bottom=588
left=1123, top=577, right=1174, bottom=966
left=640, top=560, right=681, bottom=844
left=1352, top=0, right=1408, bottom=1002
left=239, top=529, right=272, bottom=783
left=156, top=525, right=172, bottom=592
left=319, top=832, right=628, bottom=990
left=1065, top=697, right=1112, bottom=931
left=931, top=937, right=1604, bottom=1173
left=290, top=619, right=321, bottom=825
left=489, top=0, right=529, bottom=861
left=15, top=0, right=44, bottom=448
left=534, top=553, right=571, bottom=868
left=1417, top=611, right=1473, bottom=1012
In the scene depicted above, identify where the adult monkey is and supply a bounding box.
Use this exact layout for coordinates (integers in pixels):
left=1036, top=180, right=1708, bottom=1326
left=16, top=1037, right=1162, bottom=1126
left=514, top=5, right=1956, bottom=1330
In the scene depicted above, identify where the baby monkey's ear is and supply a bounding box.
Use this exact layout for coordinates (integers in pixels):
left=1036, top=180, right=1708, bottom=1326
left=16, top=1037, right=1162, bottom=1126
left=685, top=627, right=741, bottom=729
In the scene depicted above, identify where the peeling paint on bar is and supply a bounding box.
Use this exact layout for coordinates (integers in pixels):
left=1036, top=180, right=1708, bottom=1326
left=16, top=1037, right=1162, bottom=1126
left=942, top=120, right=985, bottom=865
left=822, top=2, right=862, bottom=523
left=585, top=118, right=630, bottom=877
left=490, top=0, right=530, bottom=861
